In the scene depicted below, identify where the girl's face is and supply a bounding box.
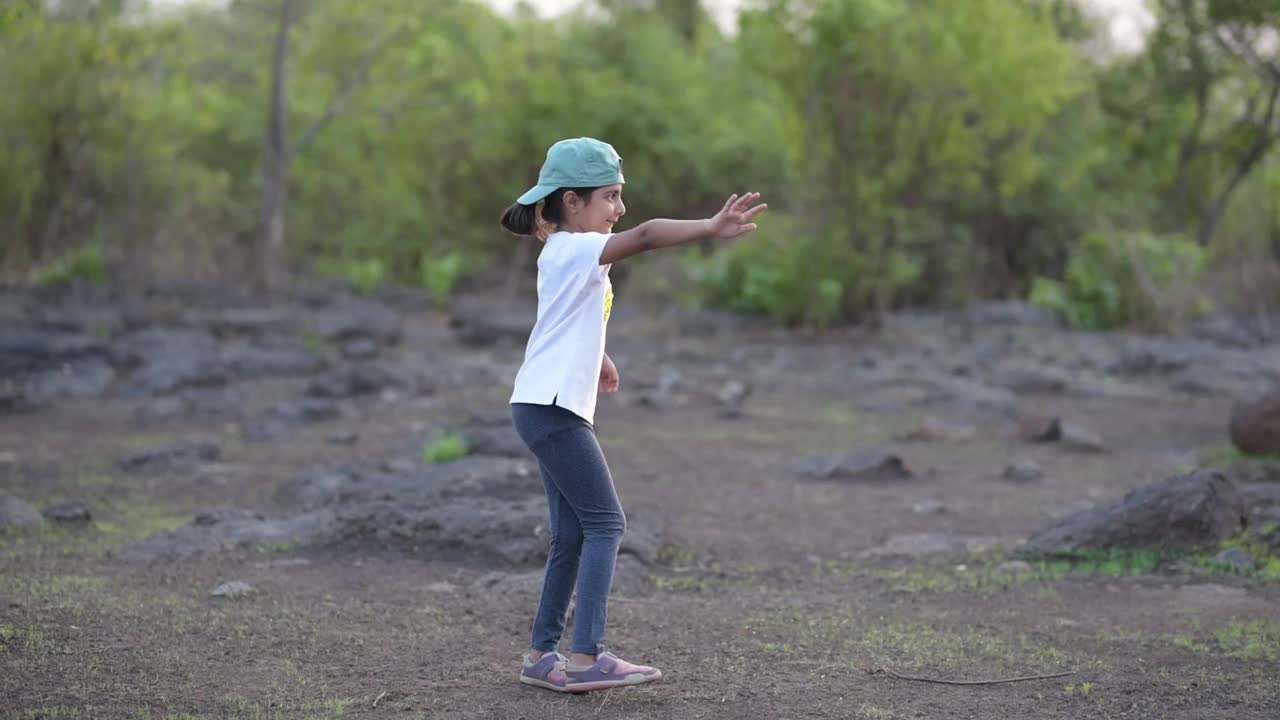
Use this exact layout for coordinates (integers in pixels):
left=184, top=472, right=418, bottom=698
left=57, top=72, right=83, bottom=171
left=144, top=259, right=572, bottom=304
left=565, top=184, right=626, bottom=234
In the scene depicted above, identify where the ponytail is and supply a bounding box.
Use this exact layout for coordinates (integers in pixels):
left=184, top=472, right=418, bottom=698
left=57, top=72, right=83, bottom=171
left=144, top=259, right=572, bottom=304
left=499, top=186, right=602, bottom=242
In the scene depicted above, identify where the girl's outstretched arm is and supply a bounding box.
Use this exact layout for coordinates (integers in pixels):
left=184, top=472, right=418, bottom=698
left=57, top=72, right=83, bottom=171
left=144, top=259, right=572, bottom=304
left=599, top=192, right=766, bottom=265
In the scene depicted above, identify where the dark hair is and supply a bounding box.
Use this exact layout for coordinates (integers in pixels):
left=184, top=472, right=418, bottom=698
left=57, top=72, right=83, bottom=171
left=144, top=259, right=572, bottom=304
left=499, top=186, right=601, bottom=240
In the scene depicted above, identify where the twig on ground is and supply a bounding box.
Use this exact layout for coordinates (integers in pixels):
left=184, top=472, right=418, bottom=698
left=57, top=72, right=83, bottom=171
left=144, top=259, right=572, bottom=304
left=879, top=667, right=1076, bottom=686
left=373, top=690, right=387, bottom=707
left=595, top=689, right=616, bottom=715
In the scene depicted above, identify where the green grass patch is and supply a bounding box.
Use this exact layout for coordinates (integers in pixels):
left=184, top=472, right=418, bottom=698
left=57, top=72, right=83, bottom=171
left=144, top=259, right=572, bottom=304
left=421, top=433, right=468, bottom=464
left=1170, top=619, right=1280, bottom=661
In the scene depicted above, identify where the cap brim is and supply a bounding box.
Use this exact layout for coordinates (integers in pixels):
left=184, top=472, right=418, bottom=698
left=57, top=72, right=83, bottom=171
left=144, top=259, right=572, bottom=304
left=516, top=184, right=557, bottom=206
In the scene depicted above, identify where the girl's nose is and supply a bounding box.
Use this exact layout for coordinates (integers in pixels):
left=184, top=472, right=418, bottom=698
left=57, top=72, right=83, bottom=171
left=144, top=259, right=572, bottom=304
left=618, top=200, right=626, bottom=216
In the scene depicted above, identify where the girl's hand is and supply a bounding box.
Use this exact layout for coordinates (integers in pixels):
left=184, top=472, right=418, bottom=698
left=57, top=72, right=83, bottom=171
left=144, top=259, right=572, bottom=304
left=708, top=192, right=767, bottom=240
left=599, top=353, right=620, bottom=393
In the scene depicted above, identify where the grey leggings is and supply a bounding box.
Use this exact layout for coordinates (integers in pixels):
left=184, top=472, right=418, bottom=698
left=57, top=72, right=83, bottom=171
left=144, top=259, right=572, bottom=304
left=511, top=401, right=625, bottom=655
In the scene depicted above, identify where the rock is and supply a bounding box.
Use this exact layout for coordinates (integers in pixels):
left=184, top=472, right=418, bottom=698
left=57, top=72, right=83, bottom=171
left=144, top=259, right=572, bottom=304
left=0, top=328, right=108, bottom=378
left=307, top=298, right=402, bottom=344
left=896, top=416, right=977, bottom=443
left=134, top=389, right=238, bottom=424
left=1106, top=338, right=1216, bottom=375
left=990, top=359, right=1072, bottom=394
left=327, top=430, right=359, bottom=445
left=25, top=358, right=116, bottom=400
left=306, top=365, right=412, bottom=399
left=911, top=500, right=947, bottom=515
left=209, top=308, right=293, bottom=337
left=963, top=301, right=1063, bottom=328
left=112, top=327, right=228, bottom=396
left=340, top=338, right=380, bottom=360
left=1003, top=459, right=1045, bottom=483
left=0, top=495, right=45, bottom=531
left=860, top=532, right=1002, bottom=558
left=997, top=560, right=1034, bottom=574
left=1229, top=387, right=1280, bottom=456
left=1018, top=470, right=1246, bottom=556
left=462, top=423, right=530, bottom=459
left=272, top=398, right=342, bottom=423
left=119, top=440, right=221, bottom=474
left=449, top=300, right=534, bottom=347
left=791, top=449, right=913, bottom=483
left=220, top=340, right=325, bottom=378
left=210, top=581, right=257, bottom=598
left=1213, top=547, right=1254, bottom=571
left=423, top=581, right=458, bottom=593
left=124, top=508, right=337, bottom=561
left=716, top=380, right=751, bottom=419
left=42, top=501, right=92, bottom=525
left=471, top=570, right=544, bottom=594
left=1189, top=313, right=1280, bottom=350
left=241, top=418, right=293, bottom=443
left=1021, top=416, right=1105, bottom=453
left=922, top=376, right=1018, bottom=417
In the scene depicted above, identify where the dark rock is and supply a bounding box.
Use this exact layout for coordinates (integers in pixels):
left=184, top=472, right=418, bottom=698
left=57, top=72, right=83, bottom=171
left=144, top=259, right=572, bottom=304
left=791, top=449, right=913, bottom=482
left=0, top=328, right=108, bottom=378
left=241, top=418, right=293, bottom=443
left=1229, top=387, right=1280, bottom=456
left=1106, top=338, right=1216, bottom=375
left=449, top=300, right=534, bottom=347
left=0, top=495, right=45, bottom=531
left=112, top=326, right=229, bottom=396
left=220, top=340, right=325, bottom=377
left=124, top=507, right=337, bottom=561
left=306, top=365, right=404, bottom=399
left=26, top=357, right=115, bottom=400
left=1003, top=459, right=1045, bottom=483
left=134, top=389, right=239, bottom=424
left=922, top=376, right=1019, bottom=417
left=340, top=339, right=380, bottom=360
left=327, top=430, right=359, bottom=445
left=462, top=424, right=531, bottom=459
left=963, top=301, right=1063, bottom=328
left=896, top=416, right=977, bottom=443
left=119, top=440, right=221, bottom=474
left=1021, top=416, right=1105, bottom=453
left=272, top=398, right=342, bottom=423
left=1018, top=470, right=1246, bottom=556
left=990, top=360, right=1071, bottom=394
left=208, top=308, right=293, bottom=337
left=42, top=501, right=92, bottom=525
left=1213, top=547, right=1254, bottom=571
left=306, top=298, right=402, bottom=344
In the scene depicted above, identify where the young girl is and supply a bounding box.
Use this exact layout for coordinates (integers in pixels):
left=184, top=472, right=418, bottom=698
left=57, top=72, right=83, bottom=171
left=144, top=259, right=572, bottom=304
left=499, top=137, right=766, bottom=693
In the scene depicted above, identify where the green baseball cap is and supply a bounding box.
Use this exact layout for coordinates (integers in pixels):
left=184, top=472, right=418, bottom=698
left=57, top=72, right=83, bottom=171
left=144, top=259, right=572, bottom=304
left=516, top=137, right=625, bottom=206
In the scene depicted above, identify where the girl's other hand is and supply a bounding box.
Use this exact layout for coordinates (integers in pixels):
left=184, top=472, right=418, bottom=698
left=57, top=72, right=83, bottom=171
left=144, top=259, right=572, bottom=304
left=599, top=353, right=620, bottom=393
left=708, top=192, right=767, bottom=240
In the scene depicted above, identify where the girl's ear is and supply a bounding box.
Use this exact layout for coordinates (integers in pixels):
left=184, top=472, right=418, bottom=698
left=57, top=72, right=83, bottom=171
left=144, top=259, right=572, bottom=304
left=563, top=190, right=581, bottom=212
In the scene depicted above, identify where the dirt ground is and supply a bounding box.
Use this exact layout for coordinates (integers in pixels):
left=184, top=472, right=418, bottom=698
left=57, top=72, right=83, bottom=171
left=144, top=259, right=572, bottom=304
left=3, top=297, right=1279, bottom=719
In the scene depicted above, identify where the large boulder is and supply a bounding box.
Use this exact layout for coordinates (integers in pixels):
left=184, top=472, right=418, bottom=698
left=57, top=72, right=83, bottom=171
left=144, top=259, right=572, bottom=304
left=1018, top=470, right=1246, bottom=556
left=1229, top=387, right=1280, bottom=456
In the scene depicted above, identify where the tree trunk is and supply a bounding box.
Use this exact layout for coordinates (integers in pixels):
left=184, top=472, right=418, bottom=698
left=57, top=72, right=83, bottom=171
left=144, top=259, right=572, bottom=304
left=255, top=0, right=295, bottom=294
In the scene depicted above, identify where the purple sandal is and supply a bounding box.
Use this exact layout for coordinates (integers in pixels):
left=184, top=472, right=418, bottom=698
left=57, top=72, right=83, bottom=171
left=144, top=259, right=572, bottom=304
left=520, top=652, right=571, bottom=692
left=564, top=652, right=663, bottom=692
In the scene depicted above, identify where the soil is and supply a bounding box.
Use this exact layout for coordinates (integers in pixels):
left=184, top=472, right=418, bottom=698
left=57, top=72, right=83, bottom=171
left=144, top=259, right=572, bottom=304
left=2, top=291, right=1279, bottom=719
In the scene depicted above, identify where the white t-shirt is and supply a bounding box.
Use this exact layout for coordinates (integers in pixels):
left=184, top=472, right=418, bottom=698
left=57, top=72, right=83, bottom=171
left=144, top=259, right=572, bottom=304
left=510, top=230, right=614, bottom=424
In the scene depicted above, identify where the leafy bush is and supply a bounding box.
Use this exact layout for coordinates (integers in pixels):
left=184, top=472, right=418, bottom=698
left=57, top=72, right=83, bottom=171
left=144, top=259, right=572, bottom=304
left=422, top=433, right=468, bottom=464
left=1030, top=231, right=1208, bottom=331
left=33, top=244, right=106, bottom=286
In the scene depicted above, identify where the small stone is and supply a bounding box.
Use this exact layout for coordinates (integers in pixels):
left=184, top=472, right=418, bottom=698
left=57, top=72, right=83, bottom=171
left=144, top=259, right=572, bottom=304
left=327, top=430, right=359, bottom=445
left=897, top=416, right=977, bottom=443
left=42, top=501, right=92, bottom=525
left=340, top=338, right=380, bottom=360
left=911, top=500, right=947, bottom=515
left=998, top=560, right=1033, bottom=573
left=1213, top=547, right=1254, bottom=571
left=0, top=495, right=45, bottom=531
left=386, top=459, right=416, bottom=474
left=1003, top=460, right=1044, bottom=483
left=424, top=581, right=458, bottom=593
left=210, top=581, right=256, bottom=598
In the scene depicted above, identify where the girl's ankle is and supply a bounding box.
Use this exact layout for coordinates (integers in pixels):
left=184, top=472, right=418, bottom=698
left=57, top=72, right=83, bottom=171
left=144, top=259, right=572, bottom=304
left=569, top=652, right=596, bottom=667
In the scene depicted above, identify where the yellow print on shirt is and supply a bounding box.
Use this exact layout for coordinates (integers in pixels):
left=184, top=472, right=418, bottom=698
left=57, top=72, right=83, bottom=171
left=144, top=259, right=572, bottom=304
left=604, top=285, right=614, bottom=323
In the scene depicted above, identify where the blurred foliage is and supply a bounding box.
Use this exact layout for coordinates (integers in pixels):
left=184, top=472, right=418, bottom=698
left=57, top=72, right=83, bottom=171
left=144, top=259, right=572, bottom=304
left=1, top=0, right=1278, bottom=327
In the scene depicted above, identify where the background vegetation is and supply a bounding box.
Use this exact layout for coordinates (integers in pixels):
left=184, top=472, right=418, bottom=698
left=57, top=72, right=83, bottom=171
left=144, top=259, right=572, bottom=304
left=3, top=0, right=1278, bottom=329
